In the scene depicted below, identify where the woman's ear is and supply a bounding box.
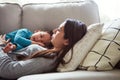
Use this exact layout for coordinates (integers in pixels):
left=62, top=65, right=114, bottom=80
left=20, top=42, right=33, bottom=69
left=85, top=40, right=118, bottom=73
left=64, top=39, right=69, bottom=46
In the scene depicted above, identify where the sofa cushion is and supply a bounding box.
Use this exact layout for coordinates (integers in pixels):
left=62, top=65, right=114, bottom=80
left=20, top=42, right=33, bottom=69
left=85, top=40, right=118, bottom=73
left=57, top=23, right=103, bottom=72
left=18, top=69, right=120, bottom=80
left=0, top=3, right=21, bottom=34
left=79, top=19, right=120, bottom=71
left=115, top=61, right=120, bottom=69
left=22, top=0, right=100, bottom=31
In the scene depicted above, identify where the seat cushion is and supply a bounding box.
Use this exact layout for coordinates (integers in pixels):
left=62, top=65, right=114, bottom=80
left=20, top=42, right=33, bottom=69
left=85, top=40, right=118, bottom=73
left=18, top=69, right=120, bottom=80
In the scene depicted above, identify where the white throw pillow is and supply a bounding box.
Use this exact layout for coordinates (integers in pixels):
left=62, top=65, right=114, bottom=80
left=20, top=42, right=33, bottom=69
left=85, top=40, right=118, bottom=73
left=57, top=23, right=103, bottom=72
left=79, top=19, right=120, bottom=71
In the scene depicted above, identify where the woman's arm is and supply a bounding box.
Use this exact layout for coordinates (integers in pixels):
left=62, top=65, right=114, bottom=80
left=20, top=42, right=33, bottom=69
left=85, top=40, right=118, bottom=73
left=0, top=55, right=56, bottom=79
left=0, top=45, right=56, bottom=79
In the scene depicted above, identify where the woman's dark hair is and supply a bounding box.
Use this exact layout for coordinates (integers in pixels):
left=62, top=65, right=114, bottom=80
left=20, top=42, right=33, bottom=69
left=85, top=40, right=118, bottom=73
left=56, top=18, right=87, bottom=65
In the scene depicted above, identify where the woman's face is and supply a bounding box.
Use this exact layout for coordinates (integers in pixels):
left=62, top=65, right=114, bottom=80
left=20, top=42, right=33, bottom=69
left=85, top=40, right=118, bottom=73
left=51, top=22, right=69, bottom=50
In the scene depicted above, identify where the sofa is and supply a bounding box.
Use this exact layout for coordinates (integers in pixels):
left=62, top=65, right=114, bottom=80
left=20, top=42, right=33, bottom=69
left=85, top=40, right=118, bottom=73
left=0, top=0, right=120, bottom=80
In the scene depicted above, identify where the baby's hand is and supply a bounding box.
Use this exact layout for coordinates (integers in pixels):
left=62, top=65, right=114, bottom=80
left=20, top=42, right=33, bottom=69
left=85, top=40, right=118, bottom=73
left=2, top=43, right=16, bottom=53
left=0, top=34, right=10, bottom=45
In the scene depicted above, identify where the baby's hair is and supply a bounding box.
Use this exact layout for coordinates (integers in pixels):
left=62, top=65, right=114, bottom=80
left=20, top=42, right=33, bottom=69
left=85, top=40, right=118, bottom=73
left=45, top=30, right=54, bottom=49
left=47, top=30, right=53, bottom=37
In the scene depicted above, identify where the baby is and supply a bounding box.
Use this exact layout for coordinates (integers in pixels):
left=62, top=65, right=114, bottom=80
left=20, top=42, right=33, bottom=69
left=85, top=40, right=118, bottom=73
left=1, top=28, right=53, bottom=53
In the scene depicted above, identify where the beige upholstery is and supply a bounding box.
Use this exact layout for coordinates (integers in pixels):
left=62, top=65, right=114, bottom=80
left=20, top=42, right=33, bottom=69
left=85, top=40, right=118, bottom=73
left=22, top=0, right=100, bottom=31
left=0, top=0, right=100, bottom=34
left=18, top=69, right=120, bottom=80
left=0, top=3, right=21, bottom=34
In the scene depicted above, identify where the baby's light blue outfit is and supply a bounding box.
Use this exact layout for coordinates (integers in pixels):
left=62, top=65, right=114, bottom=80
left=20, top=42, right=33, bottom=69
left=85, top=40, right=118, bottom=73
left=5, top=28, right=33, bottom=51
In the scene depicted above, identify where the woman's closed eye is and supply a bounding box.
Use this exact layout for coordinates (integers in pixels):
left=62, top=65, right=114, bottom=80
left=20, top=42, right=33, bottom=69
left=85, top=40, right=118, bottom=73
left=53, top=27, right=63, bottom=35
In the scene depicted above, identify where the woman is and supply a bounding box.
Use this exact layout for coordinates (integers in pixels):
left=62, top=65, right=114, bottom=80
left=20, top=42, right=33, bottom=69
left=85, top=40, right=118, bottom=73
left=0, top=18, right=87, bottom=79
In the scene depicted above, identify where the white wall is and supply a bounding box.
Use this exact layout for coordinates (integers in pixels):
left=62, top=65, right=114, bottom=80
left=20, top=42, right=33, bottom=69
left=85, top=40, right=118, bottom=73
left=94, top=0, right=120, bottom=22
left=0, top=0, right=120, bottom=22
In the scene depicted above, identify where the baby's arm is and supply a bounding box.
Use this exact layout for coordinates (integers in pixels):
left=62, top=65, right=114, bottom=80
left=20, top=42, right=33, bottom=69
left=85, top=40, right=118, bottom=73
left=12, top=28, right=32, bottom=50
left=31, top=41, right=45, bottom=47
left=14, top=29, right=32, bottom=47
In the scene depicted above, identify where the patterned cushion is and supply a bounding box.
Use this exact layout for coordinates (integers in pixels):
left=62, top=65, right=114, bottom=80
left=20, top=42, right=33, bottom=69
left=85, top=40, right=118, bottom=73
left=79, top=19, right=120, bottom=71
left=115, top=61, right=120, bottom=69
left=57, top=23, right=103, bottom=72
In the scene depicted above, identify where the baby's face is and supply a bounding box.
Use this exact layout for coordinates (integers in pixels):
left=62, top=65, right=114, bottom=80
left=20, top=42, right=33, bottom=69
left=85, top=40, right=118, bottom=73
left=31, top=31, right=51, bottom=44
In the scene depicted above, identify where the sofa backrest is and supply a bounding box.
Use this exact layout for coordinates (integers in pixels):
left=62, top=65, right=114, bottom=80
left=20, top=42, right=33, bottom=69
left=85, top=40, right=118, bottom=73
left=0, top=0, right=100, bottom=34
left=0, top=3, right=21, bottom=34
left=22, top=0, right=100, bottom=31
